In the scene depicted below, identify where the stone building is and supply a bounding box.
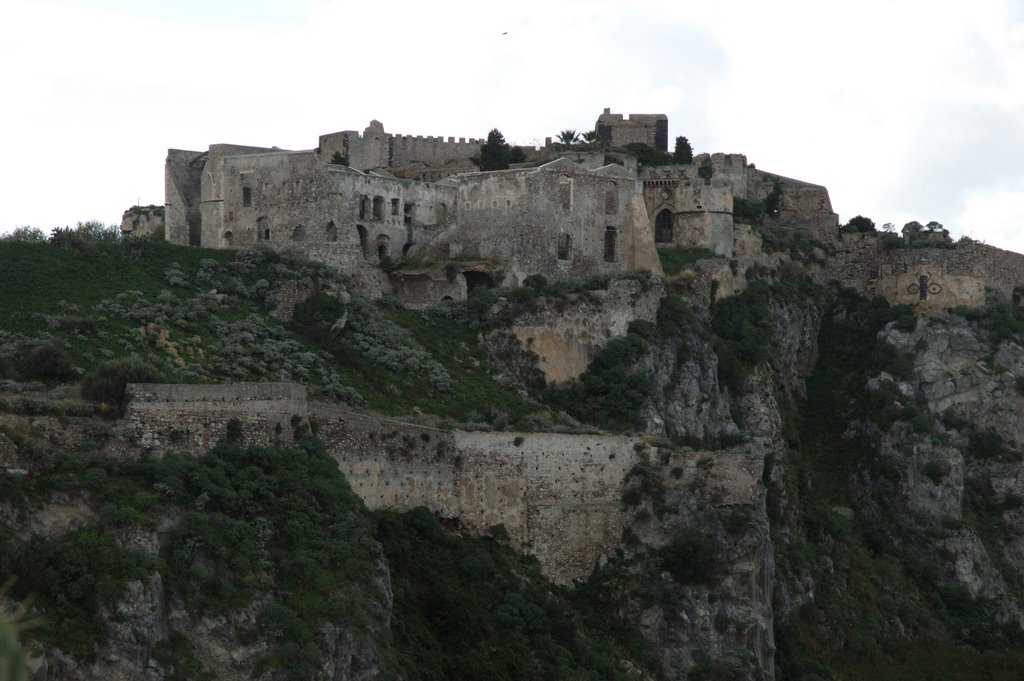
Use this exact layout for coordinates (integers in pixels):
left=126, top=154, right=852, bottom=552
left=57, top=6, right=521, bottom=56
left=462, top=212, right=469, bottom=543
left=596, top=108, right=669, bottom=152
left=640, top=153, right=838, bottom=258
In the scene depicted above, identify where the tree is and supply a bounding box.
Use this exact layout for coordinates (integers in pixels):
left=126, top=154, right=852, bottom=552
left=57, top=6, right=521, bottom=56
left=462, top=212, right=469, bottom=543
left=478, top=129, right=520, bottom=171
left=556, top=129, right=581, bottom=147
left=673, top=136, right=694, bottom=164
left=330, top=151, right=348, bottom=166
left=840, top=215, right=876, bottom=233
left=581, top=130, right=599, bottom=145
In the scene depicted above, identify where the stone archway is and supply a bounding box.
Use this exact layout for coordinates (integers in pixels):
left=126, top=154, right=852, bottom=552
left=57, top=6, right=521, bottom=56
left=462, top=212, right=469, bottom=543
left=655, top=208, right=673, bottom=244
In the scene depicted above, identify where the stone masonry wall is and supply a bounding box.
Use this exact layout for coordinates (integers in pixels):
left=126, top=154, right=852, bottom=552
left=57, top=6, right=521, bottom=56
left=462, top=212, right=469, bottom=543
left=828, top=234, right=1024, bottom=310
left=124, top=382, right=310, bottom=452
left=125, top=383, right=651, bottom=584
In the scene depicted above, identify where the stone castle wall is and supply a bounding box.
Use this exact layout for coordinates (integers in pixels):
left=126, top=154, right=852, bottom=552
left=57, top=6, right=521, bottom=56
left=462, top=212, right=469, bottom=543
left=124, top=382, right=310, bottom=452
left=828, top=234, right=1024, bottom=310
left=124, top=383, right=651, bottom=583
left=318, top=120, right=485, bottom=173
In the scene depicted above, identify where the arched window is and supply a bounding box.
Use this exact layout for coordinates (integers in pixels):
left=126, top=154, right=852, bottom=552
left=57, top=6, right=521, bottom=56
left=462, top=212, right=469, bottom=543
left=557, top=233, right=572, bottom=260
left=604, top=226, right=617, bottom=262
left=655, top=209, right=673, bottom=244
left=376, top=234, right=390, bottom=259
left=359, top=195, right=368, bottom=220
left=223, top=230, right=234, bottom=247
left=324, top=221, right=337, bottom=242
left=257, top=216, right=269, bottom=241
left=291, top=224, right=306, bottom=241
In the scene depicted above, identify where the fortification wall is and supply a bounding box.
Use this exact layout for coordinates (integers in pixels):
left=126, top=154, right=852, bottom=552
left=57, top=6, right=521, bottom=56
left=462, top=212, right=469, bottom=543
left=124, top=382, right=310, bottom=451
left=508, top=278, right=664, bottom=384
left=121, top=205, right=165, bottom=238
left=448, top=160, right=659, bottom=284
left=319, top=121, right=485, bottom=172
left=165, top=149, right=205, bottom=246
left=124, top=383, right=651, bottom=583
left=828, top=235, right=1024, bottom=310
left=596, top=109, right=669, bottom=151
left=314, top=404, right=644, bottom=583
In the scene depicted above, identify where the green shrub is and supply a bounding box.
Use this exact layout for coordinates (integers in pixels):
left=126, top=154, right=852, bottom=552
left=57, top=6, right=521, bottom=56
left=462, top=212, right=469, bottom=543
left=922, top=460, right=949, bottom=484
left=658, top=529, right=719, bottom=585
left=80, top=358, right=163, bottom=413
left=28, top=342, right=74, bottom=379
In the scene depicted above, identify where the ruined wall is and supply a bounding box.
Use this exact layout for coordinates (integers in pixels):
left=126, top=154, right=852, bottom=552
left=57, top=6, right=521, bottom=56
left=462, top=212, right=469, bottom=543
left=314, top=405, right=644, bottom=583
left=596, top=109, right=669, bottom=152
left=120, top=205, right=165, bottom=238
left=507, top=278, right=664, bottom=384
left=124, top=383, right=650, bottom=584
left=193, top=147, right=456, bottom=272
left=124, top=382, right=309, bottom=452
left=442, top=159, right=661, bottom=284
left=318, top=120, right=484, bottom=172
left=164, top=149, right=205, bottom=245
left=828, top=234, right=1024, bottom=310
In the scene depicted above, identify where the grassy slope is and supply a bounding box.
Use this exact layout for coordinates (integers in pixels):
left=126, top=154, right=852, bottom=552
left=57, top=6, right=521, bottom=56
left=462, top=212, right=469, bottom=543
left=0, top=239, right=533, bottom=421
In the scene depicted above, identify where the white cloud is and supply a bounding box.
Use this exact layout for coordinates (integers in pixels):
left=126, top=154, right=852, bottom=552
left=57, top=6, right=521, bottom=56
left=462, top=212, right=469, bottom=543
left=2, top=0, right=1023, bottom=256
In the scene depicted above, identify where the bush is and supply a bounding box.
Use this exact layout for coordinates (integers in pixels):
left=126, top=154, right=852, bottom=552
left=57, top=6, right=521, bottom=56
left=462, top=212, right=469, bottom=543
left=28, top=342, right=74, bottom=379
left=659, top=529, right=719, bottom=584
left=81, top=358, right=163, bottom=413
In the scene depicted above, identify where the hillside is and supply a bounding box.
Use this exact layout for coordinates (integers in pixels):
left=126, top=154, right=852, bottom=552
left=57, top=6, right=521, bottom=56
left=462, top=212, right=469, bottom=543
left=5, top=231, right=1024, bottom=680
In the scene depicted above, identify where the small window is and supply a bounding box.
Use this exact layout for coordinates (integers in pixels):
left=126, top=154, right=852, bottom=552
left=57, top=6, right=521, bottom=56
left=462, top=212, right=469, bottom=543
left=292, top=224, right=306, bottom=241
left=359, top=195, right=368, bottom=220
left=465, top=201, right=471, bottom=210
left=492, top=200, right=497, bottom=208
left=506, top=199, right=511, bottom=208
left=557, top=233, right=572, bottom=260
left=325, top=221, right=337, bottom=242
left=372, top=196, right=384, bottom=220
left=223, top=230, right=234, bottom=247
left=404, top=203, right=415, bottom=226
left=356, top=225, right=368, bottom=257
left=242, top=187, right=252, bottom=207
left=257, top=216, right=269, bottom=241
left=603, top=226, right=617, bottom=262
left=391, top=198, right=400, bottom=216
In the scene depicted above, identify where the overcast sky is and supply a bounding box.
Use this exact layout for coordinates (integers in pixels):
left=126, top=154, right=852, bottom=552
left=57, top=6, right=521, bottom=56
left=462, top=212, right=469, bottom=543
left=3, top=0, right=1024, bottom=252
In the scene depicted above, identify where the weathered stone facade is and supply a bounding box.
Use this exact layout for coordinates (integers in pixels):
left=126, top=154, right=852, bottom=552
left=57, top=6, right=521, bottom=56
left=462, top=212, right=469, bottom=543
left=596, top=108, right=669, bottom=152
left=120, top=205, right=165, bottom=238
left=641, top=153, right=839, bottom=257
left=827, top=233, right=1024, bottom=310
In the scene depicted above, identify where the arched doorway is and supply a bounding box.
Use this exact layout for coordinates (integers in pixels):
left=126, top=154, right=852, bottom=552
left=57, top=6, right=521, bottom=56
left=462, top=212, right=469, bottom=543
left=655, top=209, right=673, bottom=244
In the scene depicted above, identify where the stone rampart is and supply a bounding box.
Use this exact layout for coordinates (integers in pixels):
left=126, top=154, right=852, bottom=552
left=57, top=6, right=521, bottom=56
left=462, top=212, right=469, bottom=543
left=315, top=403, right=645, bottom=583
left=828, top=234, right=1024, bottom=310
left=125, top=383, right=651, bottom=583
left=124, top=382, right=309, bottom=451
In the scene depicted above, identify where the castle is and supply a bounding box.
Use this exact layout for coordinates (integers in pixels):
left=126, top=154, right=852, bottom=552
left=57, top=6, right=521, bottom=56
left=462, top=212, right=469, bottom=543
left=157, top=110, right=840, bottom=305
left=143, top=110, right=1024, bottom=312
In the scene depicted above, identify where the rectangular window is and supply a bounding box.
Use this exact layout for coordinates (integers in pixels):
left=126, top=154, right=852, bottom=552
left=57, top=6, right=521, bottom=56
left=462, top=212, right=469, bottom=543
left=242, top=186, right=252, bottom=207
left=605, top=188, right=617, bottom=214
left=404, top=203, right=415, bottom=226
left=604, top=227, right=617, bottom=262
left=391, top=198, right=400, bottom=215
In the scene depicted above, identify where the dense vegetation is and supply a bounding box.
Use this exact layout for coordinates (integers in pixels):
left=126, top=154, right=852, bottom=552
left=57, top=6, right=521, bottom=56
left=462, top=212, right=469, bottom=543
left=0, top=436, right=655, bottom=678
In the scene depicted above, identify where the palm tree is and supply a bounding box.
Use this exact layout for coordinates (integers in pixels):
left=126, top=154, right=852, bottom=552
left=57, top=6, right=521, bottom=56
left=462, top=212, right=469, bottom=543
left=556, top=129, right=581, bottom=147
left=581, top=130, right=599, bottom=144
